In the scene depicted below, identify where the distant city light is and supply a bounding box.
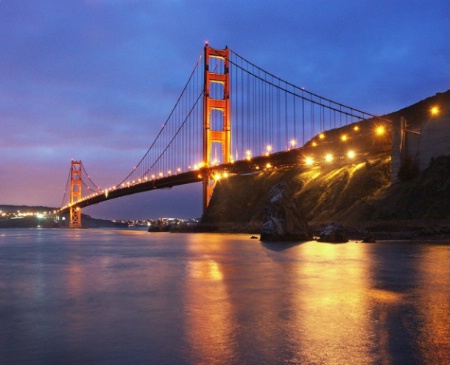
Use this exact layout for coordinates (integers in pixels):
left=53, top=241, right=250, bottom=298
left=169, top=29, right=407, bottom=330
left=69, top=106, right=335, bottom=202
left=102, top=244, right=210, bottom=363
left=431, top=106, right=439, bottom=116
left=305, top=157, right=314, bottom=165
left=347, top=150, right=356, bottom=159
left=319, top=133, right=325, bottom=139
left=354, top=125, right=359, bottom=131
left=341, top=134, right=348, bottom=142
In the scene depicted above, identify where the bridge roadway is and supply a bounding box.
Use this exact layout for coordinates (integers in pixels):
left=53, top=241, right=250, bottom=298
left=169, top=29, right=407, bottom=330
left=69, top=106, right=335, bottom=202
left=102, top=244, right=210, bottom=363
left=59, top=140, right=390, bottom=214
left=58, top=148, right=307, bottom=214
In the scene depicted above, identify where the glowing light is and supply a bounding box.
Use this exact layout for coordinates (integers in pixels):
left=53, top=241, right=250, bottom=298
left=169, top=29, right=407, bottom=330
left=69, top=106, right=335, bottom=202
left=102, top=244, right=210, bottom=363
left=431, top=106, right=439, bottom=115
left=341, top=134, right=348, bottom=142
left=305, top=157, right=314, bottom=165
left=159, top=172, right=163, bottom=177
left=325, top=153, right=333, bottom=163
left=375, top=126, right=385, bottom=136
left=214, top=173, right=221, bottom=181
left=265, top=145, right=272, bottom=156
left=246, top=150, right=252, bottom=160
left=353, top=125, right=359, bottom=131
left=223, top=172, right=229, bottom=178
left=347, top=150, right=356, bottom=159
left=312, top=141, right=317, bottom=147
left=290, top=139, right=296, bottom=148
left=266, top=163, right=272, bottom=169
left=319, top=133, right=325, bottom=139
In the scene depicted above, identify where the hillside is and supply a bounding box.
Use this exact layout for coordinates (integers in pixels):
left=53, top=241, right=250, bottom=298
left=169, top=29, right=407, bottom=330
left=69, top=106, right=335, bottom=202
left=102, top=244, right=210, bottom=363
left=202, top=91, right=450, bottom=236
left=201, top=154, right=450, bottom=235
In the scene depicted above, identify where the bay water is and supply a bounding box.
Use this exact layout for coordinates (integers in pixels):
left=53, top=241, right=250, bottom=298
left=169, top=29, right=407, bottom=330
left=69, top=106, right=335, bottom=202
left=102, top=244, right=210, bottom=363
left=1, top=229, right=448, bottom=364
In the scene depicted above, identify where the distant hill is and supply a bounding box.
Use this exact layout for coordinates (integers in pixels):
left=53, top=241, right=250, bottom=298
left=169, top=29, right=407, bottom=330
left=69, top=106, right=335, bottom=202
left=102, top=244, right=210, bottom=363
left=0, top=205, right=126, bottom=229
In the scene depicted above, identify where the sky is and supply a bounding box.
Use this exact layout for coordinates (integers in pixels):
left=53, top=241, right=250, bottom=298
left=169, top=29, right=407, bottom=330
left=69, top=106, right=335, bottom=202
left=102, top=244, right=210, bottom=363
left=0, top=0, right=448, bottom=220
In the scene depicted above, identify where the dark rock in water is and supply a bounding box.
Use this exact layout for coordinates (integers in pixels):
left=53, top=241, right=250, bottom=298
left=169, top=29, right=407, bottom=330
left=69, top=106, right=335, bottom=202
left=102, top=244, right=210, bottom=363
left=260, top=182, right=313, bottom=242
left=318, top=222, right=349, bottom=243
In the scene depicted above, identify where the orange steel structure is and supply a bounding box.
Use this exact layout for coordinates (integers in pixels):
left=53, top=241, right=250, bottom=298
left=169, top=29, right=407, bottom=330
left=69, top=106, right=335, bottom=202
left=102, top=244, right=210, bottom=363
left=69, top=160, right=82, bottom=228
left=202, top=44, right=231, bottom=211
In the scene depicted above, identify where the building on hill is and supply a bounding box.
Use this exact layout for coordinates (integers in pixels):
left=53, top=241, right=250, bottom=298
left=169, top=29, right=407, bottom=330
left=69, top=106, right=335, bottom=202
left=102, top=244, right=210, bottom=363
left=391, top=90, right=450, bottom=182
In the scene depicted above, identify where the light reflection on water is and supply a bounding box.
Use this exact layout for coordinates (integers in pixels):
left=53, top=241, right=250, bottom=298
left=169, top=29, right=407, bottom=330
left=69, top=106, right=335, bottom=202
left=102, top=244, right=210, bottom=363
left=0, top=229, right=448, bottom=365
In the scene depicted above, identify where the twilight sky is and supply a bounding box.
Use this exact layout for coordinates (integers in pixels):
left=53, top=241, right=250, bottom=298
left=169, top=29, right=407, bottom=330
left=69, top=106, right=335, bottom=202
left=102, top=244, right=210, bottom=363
left=0, top=0, right=448, bottom=220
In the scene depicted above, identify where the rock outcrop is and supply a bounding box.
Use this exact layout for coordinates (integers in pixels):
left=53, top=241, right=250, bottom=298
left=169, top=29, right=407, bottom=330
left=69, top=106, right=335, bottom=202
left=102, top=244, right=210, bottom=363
left=260, top=182, right=313, bottom=241
left=317, top=222, right=349, bottom=243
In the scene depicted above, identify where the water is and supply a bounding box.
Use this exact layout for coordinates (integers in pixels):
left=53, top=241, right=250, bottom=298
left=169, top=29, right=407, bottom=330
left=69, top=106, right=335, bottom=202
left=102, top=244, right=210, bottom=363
left=0, top=229, right=448, bottom=365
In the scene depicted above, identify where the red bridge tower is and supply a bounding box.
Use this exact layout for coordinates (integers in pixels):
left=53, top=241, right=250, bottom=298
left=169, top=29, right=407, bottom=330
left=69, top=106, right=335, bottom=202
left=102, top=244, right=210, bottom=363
left=203, top=44, right=231, bottom=212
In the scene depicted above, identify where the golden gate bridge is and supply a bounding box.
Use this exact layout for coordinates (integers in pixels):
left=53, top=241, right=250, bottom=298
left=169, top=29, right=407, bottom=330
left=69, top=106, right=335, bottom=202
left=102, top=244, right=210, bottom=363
left=60, top=44, right=389, bottom=227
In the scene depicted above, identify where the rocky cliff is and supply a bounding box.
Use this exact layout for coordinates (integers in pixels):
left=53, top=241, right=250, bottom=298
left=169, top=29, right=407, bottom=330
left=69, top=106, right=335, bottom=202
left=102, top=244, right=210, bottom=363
left=201, top=154, right=450, bottom=235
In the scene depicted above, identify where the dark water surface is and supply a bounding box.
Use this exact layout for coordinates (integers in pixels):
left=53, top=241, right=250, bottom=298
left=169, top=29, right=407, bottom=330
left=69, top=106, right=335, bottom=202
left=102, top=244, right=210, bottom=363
left=0, top=229, right=448, bottom=365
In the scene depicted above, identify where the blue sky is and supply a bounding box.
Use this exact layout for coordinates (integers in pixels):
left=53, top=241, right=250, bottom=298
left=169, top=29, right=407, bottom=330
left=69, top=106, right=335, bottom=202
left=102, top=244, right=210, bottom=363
left=0, top=0, right=448, bottom=219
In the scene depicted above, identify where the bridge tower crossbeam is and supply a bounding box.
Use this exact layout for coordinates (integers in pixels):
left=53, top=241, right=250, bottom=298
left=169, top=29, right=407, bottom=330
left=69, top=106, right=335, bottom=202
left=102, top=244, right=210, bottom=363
left=203, top=44, right=231, bottom=212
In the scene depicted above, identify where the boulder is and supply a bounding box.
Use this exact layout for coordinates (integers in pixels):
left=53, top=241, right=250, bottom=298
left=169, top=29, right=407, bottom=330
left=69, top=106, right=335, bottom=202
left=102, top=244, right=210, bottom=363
left=260, top=182, right=313, bottom=242
left=318, top=222, right=349, bottom=243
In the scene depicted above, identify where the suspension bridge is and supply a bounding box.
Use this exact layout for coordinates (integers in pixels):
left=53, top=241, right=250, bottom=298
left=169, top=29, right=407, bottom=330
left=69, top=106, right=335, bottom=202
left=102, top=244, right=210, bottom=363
left=60, top=44, right=390, bottom=228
